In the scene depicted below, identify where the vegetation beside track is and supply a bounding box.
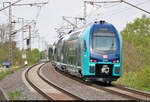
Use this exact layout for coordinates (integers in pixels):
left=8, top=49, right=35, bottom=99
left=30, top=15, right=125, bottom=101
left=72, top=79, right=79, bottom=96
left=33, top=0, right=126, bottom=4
left=115, top=65, right=150, bottom=92
left=115, top=15, right=150, bottom=92
left=8, top=90, right=23, bottom=100
left=0, top=24, right=47, bottom=66
left=0, top=66, right=23, bottom=81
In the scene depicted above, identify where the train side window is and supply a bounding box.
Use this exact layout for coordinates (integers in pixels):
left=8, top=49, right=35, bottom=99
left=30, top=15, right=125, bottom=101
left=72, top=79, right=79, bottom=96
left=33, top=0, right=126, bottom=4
left=83, top=40, right=87, bottom=52
left=78, top=43, right=81, bottom=66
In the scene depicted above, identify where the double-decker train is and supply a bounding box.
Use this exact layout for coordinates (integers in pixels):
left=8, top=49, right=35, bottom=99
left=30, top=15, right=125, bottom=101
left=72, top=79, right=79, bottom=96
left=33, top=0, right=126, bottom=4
left=49, top=21, right=122, bottom=83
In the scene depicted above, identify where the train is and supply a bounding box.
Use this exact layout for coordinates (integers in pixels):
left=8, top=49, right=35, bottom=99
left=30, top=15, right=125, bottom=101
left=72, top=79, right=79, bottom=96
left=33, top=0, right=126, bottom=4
left=48, top=47, right=53, bottom=61
left=49, top=20, right=122, bottom=84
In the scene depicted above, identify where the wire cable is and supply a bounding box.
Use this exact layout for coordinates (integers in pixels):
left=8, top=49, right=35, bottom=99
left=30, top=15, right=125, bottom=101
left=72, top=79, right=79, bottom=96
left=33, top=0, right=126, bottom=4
left=94, top=0, right=150, bottom=20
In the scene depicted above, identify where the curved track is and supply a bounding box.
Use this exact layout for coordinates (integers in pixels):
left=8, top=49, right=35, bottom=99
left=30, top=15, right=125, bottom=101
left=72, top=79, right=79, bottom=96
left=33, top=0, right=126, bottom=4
left=25, top=63, right=52, bottom=100
left=25, top=63, right=81, bottom=100
left=25, top=62, right=150, bottom=101
left=91, top=83, right=150, bottom=101
left=41, top=63, right=131, bottom=100
left=54, top=64, right=150, bottom=101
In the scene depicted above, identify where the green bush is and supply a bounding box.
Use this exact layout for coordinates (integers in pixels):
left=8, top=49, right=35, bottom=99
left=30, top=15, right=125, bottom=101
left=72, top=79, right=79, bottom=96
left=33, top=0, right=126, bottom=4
left=8, top=90, right=23, bottom=100
left=117, top=15, right=150, bottom=92
left=0, top=66, right=23, bottom=81
left=115, top=65, right=150, bottom=92
left=0, top=70, right=13, bottom=81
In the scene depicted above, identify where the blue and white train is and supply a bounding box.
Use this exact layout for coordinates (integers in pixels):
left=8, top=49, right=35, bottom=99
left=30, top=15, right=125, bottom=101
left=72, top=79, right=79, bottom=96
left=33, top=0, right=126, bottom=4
left=50, top=21, right=122, bottom=83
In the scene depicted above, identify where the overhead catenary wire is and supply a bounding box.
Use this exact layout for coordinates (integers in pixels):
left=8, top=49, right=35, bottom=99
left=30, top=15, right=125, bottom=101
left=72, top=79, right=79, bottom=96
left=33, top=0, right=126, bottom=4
left=12, top=2, right=48, bottom=7
left=0, top=11, right=9, bottom=17
left=121, top=0, right=150, bottom=15
left=0, top=10, right=19, bottom=19
left=0, top=0, right=22, bottom=11
left=11, top=20, right=35, bottom=35
left=56, top=0, right=150, bottom=39
left=83, top=0, right=122, bottom=24
left=4, top=1, right=48, bottom=50
left=84, top=0, right=150, bottom=24
left=97, top=0, right=150, bottom=19
left=104, top=0, right=150, bottom=16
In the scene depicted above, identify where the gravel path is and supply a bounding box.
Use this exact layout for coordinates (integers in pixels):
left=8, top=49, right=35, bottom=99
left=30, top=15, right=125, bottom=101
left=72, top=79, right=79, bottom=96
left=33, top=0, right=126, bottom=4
left=41, top=63, right=129, bottom=100
left=0, top=67, right=45, bottom=100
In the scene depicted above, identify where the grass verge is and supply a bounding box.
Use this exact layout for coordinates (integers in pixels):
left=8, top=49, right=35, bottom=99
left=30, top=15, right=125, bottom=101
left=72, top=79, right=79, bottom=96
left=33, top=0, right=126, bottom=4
left=8, top=90, right=23, bottom=100
left=115, top=65, right=150, bottom=92
left=0, top=66, right=23, bottom=81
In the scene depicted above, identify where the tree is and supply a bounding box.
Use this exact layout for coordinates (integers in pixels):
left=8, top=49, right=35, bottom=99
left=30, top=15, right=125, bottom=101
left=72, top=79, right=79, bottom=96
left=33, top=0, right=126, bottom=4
left=26, top=48, right=47, bottom=65
left=121, top=15, right=150, bottom=48
left=31, top=49, right=40, bottom=64
left=121, top=15, right=150, bottom=72
left=40, top=51, right=46, bottom=59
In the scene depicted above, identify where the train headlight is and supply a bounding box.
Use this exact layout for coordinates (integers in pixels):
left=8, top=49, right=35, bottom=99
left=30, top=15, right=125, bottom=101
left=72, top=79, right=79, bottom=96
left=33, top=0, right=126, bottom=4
left=115, top=67, right=120, bottom=74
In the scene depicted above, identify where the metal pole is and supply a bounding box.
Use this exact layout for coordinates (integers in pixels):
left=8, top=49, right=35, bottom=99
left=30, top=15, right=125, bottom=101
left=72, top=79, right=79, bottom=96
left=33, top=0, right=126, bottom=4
left=21, top=18, right=24, bottom=50
left=21, top=18, right=25, bottom=65
left=38, top=35, right=40, bottom=61
left=75, top=17, right=77, bottom=26
left=29, top=25, right=31, bottom=65
left=8, top=2, right=13, bottom=66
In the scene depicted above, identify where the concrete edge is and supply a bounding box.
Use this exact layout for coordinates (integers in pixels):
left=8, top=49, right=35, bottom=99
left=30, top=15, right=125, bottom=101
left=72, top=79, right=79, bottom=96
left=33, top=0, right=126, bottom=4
left=0, top=87, right=9, bottom=100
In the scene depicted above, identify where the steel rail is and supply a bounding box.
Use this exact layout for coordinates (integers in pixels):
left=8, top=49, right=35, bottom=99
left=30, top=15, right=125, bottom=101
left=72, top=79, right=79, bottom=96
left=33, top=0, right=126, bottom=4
left=113, top=84, right=150, bottom=99
left=53, top=63, right=150, bottom=101
left=91, top=83, right=150, bottom=100
left=54, top=68, right=135, bottom=100
left=25, top=63, right=52, bottom=100
left=37, top=63, right=82, bottom=100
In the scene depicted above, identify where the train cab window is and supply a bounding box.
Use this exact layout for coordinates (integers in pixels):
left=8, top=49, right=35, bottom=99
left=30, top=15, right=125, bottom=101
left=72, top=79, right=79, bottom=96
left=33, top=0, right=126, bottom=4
left=92, top=28, right=117, bottom=52
left=83, top=40, right=87, bottom=52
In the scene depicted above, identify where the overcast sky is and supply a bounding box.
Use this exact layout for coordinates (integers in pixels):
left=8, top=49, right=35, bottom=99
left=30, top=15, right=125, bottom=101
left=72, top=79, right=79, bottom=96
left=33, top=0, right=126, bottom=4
left=0, top=0, right=150, bottom=50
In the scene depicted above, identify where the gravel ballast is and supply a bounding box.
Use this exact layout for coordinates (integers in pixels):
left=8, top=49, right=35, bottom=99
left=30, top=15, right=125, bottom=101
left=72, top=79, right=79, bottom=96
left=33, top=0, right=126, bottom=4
left=0, top=67, right=45, bottom=100
left=41, top=63, right=129, bottom=100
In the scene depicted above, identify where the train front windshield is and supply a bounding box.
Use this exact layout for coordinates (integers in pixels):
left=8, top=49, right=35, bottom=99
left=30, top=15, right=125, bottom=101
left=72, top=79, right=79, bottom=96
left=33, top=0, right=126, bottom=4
left=92, top=28, right=117, bottom=53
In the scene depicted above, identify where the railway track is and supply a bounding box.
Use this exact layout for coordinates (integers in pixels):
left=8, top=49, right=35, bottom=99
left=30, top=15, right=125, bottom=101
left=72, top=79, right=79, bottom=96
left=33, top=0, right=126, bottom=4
left=54, top=64, right=150, bottom=101
left=91, top=83, right=150, bottom=101
left=25, top=63, right=81, bottom=100
left=41, top=63, right=133, bottom=100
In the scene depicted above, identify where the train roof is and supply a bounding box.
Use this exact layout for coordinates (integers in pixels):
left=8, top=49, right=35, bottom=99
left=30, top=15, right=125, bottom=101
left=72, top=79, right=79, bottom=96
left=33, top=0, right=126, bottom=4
left=53, top=20, right=115, bottom=45
left=68, top=20, right=113, bottom=33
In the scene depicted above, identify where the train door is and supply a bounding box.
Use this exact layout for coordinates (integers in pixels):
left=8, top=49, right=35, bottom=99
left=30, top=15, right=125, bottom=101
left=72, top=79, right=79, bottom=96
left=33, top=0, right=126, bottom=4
left=83, top=40, right=89, bottom=75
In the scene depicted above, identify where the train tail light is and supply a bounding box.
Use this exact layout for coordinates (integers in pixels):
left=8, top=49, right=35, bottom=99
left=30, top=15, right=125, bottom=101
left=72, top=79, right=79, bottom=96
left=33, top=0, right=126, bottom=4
left=112, top=60, right=119, bottom=63
left=90, top=59, right=98, bottom=62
